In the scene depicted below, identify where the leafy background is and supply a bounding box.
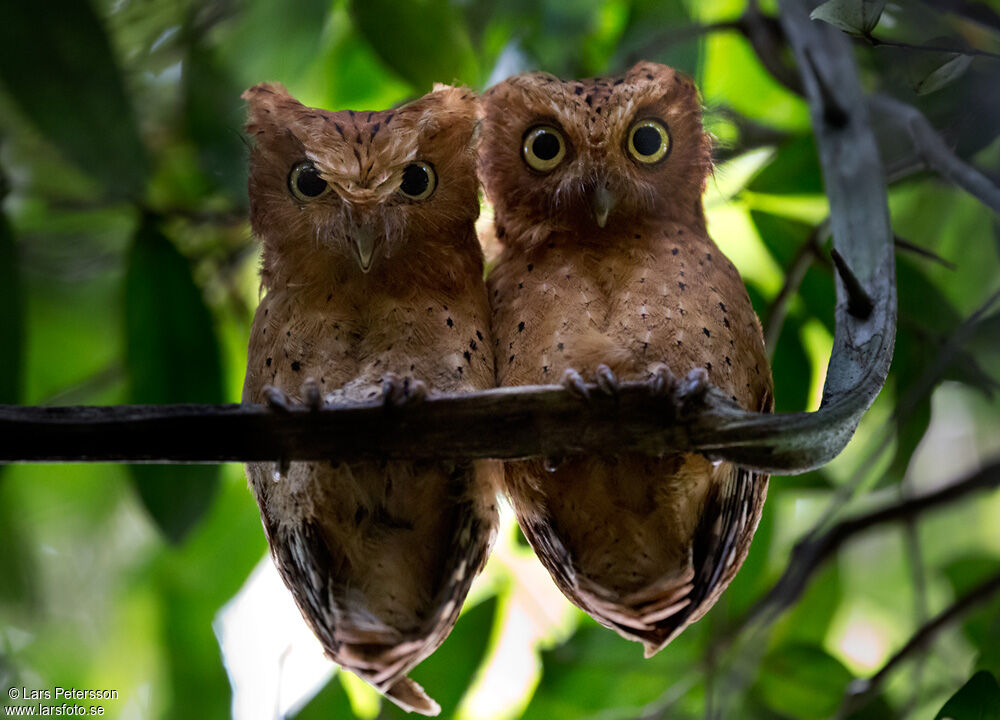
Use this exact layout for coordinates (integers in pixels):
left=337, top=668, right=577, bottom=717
left=1, top=0, right=999, bottom=718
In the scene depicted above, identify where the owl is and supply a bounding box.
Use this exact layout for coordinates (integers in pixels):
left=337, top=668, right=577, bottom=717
left=242, top=83, right=499, bottom=715
left=479, top=62, right=773, bottom=655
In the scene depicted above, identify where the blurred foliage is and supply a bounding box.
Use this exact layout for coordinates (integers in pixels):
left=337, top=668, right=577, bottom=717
left=0, top=0, right=999, bottom=719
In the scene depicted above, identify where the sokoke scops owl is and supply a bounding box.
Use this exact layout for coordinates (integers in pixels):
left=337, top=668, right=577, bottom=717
left=243, top=83, right=499, bottom=715
left=479, top=62, right=773, bottom=655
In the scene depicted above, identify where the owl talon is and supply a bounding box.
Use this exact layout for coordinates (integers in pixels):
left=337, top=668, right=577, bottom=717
left=382, top=373, right=428, bottom=408
left=675, top=368, right=710, bottom=415
left=561, top=368, right=590, bottom=401
left=647, top=365, right=677, bottom=398
left=263, top=385, right=294, bottom=412
left=301, top=378, right=323, bottom=411
left=595, top=364, right=619, bottom=398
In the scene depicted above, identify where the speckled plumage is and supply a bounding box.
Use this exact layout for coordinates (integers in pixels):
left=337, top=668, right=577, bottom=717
left=480, top=62, right=773, bottom=654
left=242, top=83, right=499, bottom=715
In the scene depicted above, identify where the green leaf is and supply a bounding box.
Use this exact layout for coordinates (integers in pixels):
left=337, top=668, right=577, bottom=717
left=750, top=210, right=835, bottom=333
left=771, top=312, right=812, bottom=413
left=124, top=216, right=224, bottom=542
left=935, top=671, right=1000, bottom=720
left=755, top=643, right=854, bottom=719
left=523, top=619, right=702, bottom=720
left=0, top=211, right=23, bottom=405
left=810, top=0, right=886, bottom=35
left=914, top=53, right=973, bottom=96
left=295, top=674, right=355, bottom=719
left=0, top=0, right=148, bottom=199
left=380, top=596, right=499, bottom=718
left=749, top=136, right=824, bottom=196
left=349, top=0, right=479, bottom=90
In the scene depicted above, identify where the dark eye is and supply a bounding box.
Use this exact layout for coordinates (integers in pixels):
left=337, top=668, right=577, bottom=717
left=288, top=162, right=329, bottom=201
left=627, top=119, right=671, bottom=164
left=522, top=126, right=566, bottom=172
left=399, top=162, right=436, bottom=200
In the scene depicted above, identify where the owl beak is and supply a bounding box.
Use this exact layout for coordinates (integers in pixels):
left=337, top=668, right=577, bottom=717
left=351, top=226, right=377, bottom=273
left=589, top=185, right=616, bottom=228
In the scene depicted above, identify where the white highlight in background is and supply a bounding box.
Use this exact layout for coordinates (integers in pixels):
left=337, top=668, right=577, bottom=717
left=214, top=556, right=335, bottom=720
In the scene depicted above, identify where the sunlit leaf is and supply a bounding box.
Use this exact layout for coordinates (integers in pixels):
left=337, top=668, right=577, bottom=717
left=216, top=0, right=332, bottom=91
left=349, top=0, right=479, bottom=90
left=0, top=0, right=148, bottom=198
left=755, top=644, right=854, bottom=719
left=810, top=0, right=886, bottom=35
left=124, top=216, right=224, bottom=542
left=934, top=670, right=1000, bottom=720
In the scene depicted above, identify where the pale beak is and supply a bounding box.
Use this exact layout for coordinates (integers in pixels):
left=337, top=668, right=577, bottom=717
left=590, top=185, right=616, bottom=228
left=351, top=226, right=377, bottom=273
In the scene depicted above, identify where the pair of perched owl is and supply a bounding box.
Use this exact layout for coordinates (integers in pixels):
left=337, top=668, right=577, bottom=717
left=243, top=62, right=772, bottom=715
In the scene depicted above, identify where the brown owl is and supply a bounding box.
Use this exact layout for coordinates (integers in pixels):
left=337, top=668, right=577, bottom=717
left=242, top=83, right=499, bottom=715
left=479, top=62, right=773, bottom=655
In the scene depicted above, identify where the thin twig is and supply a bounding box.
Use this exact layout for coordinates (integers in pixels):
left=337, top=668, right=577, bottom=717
left=737, top=456, right=1000, bottom=632
left=841, top=570, right=1000, bottom=714
left=866, top=34, right=1000, bottom=61
left=870, top=94, right=1000, bottom=215
left=763, top=219, right=829, bottom=357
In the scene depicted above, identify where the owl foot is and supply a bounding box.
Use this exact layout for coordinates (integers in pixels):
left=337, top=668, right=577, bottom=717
left=263, top=380, right=325, bottom=411
left=382, top=372, right=428, bottom=408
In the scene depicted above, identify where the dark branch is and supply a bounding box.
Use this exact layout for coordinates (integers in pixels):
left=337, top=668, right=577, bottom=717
left=0, top=0, right=896, bottom=478
left=870, top=94, right=1000, bottom=215
left=843, top=569, right=1000, bottom=713
left=739, top=456, right=1000, bottom=629
left=866, top=34, right=1000, bottom=61
left=763, top=220, right=828, bottom=356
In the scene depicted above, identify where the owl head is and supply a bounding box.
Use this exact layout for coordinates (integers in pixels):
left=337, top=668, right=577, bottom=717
left=244, top=84, right=482, bottom=290
left=478, top=62, right=711, bottom=247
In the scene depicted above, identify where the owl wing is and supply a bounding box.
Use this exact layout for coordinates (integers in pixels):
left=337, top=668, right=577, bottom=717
left=520, top=462, right=766, bottom=657
left=256, top=461, right=494, bottom=716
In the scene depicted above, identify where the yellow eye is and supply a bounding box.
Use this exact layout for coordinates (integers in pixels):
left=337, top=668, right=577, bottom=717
left=522, top=126, right=566, bottom=172
left=288, top=161, right=329, bottom=201
left=627, top=119, right=671, bottom=164
left=399, top=162, right=436, bottom=200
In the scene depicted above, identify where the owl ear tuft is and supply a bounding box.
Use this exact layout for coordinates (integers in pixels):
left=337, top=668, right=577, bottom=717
left=242, top=83, right=302, bottom=135
left=406, top=85, right=478, bottom=144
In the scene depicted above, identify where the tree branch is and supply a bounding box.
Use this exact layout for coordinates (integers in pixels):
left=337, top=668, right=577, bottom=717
left=0, top=0, right=896, bottom=477
left=865, top=34, right=1000, bottom=61
left=739, top=456, right=1000, bottom=629
left=764, top=220, right=828, bottom=357
left=842, top=569, right=1000, bottom=714
left=870, top=94, right=1000, bottom=215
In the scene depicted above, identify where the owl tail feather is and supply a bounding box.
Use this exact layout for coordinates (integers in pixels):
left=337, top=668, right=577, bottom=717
left=384, top=676, right=441, bottom=716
